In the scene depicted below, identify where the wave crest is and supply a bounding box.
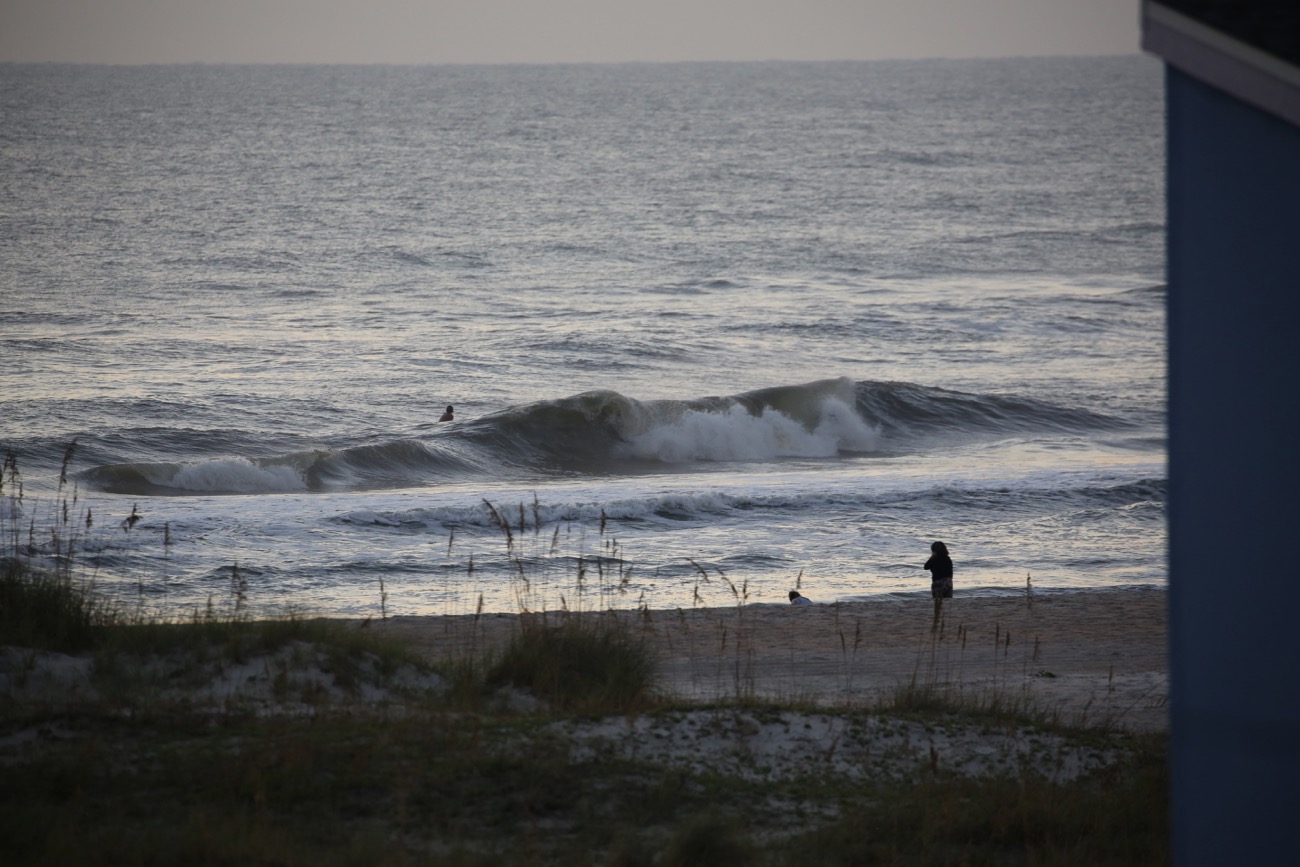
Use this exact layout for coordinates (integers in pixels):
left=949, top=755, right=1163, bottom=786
left=82, top=458, right=309, bottom=495
left=78, top=377, right=1131, bottom=495
left=618, top=398, right=879, bottom=463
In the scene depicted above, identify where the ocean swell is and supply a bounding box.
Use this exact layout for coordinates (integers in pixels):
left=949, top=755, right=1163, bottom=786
left=853, top=380, right=1124, bottom=439
left=81, top=458, right=311, bottom=495
left=76, top=377, right=1130, bottom=495
left=79, top=440, right=482, bottom=496
left=329, top=475, right=1166, bottom=534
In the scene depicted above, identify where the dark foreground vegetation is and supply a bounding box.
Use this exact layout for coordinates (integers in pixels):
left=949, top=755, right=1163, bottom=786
left=0, top=560, right=1168, bottom=866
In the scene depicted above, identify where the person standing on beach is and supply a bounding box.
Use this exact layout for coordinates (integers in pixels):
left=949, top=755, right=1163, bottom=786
left=924, top=541, right=953, bottom=627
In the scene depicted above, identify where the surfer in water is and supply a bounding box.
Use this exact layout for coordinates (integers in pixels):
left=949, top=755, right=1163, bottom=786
left=924, top=541, right=953, bottom=629
left=438, top=405, right=454, bottom=422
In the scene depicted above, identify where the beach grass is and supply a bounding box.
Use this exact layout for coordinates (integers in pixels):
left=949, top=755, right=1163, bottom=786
left=0, top=558, right=1169, bottom=866
left=0, top=697, right=1168, bottom=866
left=1, top=480, right=1169, bottom=864
left=0, top=559, right=118, bottom=652
left=486, top=613, right=659, bottom=713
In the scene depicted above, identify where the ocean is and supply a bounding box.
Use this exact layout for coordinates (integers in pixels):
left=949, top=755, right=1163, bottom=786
left=1, top=56, right=1167, bottom=617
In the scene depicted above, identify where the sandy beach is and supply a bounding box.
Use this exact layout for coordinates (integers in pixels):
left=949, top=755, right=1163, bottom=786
left=0, top=585, right=1171, bottom=864
left=376, top=587, right=1168, bottom=732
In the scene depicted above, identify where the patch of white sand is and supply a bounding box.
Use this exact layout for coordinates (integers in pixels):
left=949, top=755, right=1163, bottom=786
left=544, top=708, right=1125, bottom=784
left=0, top=642, right=447, bottom=715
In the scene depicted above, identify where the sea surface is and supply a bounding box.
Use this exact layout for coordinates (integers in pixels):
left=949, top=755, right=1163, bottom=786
left=1, top=57, right=1167, bottom=617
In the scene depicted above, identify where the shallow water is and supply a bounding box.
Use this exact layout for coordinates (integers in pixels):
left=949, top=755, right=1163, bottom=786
left=0, top=57, right=1166, bottom=616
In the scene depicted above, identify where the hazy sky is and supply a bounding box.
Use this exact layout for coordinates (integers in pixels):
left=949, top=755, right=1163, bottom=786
left=2, top=0, right=1140, bottom=65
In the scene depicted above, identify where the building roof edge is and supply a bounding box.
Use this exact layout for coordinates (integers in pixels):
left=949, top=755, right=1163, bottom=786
left=1143, top=1, right=1300, bottom=128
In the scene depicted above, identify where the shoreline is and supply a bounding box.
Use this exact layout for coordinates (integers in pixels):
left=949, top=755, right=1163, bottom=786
left=342, top=581, right=1166, bottom=620
left=373, top=586, right=1169, bottom=731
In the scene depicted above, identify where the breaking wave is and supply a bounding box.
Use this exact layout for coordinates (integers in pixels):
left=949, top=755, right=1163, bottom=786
left=78, top=377, right=1130, bottom=495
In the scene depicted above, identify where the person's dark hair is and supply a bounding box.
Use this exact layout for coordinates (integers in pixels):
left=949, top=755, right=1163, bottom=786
left=931, top=541, right=948, bottom=555
left=446, top=405, right=454, bottom=413
left=789, top=590, right=800, bottom=601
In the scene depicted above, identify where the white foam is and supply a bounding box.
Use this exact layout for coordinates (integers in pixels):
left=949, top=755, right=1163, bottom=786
left=620, top=399, right=879, bottom=464
left=813, top=397, right=882, bottom=452
left=160, top=459, right=308, bottom=494
left=339, top=509, right=401, bottom=526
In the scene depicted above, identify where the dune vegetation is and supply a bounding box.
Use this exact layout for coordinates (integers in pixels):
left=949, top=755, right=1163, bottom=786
left=1, top=452, right=1167, bottom=865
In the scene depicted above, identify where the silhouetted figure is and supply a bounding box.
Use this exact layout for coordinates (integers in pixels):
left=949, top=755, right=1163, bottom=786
left=789, top=590, right=813, bottom=606
left=438, top=405, right=454, bottom=422
left=121, top=503, right=142, bottom=533
left=924, top=540, right=953, bottom=629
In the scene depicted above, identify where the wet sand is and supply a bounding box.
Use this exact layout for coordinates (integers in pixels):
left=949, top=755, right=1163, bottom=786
left=374, top=588, right=1168, bottom=731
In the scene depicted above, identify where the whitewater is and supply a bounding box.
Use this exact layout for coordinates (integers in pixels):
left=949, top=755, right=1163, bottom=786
left=0, top=57, right=1166, bottom=616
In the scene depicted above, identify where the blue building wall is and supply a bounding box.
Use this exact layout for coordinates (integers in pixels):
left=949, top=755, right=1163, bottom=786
left=1167, top=65, right=1300, bottom=864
